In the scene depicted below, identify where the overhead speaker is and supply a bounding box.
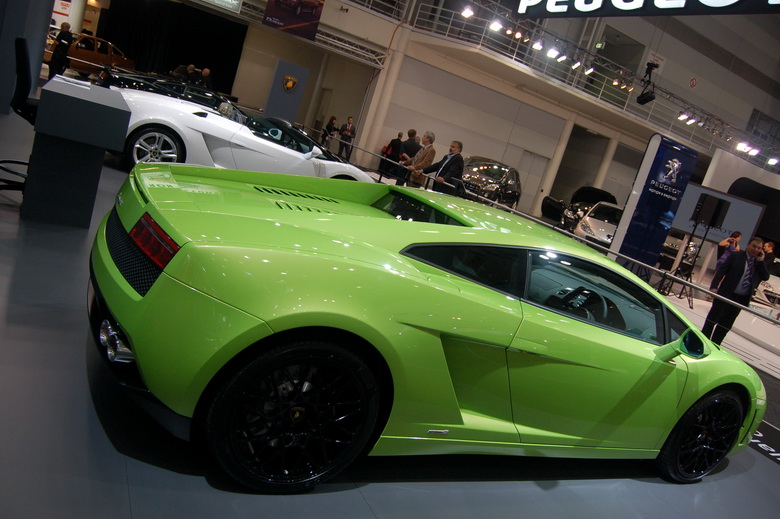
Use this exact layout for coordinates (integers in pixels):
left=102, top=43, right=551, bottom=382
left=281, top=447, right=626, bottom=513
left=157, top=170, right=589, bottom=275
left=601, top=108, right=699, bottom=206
left=637, top=90, right=655, bottom=105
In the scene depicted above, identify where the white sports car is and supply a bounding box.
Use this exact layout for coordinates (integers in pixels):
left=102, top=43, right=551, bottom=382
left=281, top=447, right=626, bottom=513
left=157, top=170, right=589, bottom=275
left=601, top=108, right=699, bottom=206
left=117, top=88, right=373, bottom=182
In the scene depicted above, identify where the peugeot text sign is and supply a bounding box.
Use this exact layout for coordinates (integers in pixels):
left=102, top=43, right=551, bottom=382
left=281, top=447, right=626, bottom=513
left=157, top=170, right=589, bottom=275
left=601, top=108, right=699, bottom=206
left=516, top=0, right=780, bottom=18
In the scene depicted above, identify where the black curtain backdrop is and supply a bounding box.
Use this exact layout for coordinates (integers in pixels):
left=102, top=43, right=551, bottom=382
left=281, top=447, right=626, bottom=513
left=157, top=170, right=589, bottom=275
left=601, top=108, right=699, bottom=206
left=96, top=0, right=247, bottom=96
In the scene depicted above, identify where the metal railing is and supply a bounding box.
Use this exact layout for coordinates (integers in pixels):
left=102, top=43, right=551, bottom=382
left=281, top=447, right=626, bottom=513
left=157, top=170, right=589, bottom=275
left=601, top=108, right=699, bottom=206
left=409, top=4, right=778, bottom=173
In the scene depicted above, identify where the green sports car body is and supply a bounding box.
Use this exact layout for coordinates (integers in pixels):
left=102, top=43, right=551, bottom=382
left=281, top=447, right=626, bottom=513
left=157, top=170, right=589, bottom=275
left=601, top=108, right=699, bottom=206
left=89, top=164, right=766, bottom=492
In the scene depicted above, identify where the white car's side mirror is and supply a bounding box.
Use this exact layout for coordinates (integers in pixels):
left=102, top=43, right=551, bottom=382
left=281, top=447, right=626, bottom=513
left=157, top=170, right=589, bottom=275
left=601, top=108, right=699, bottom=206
left=303, top=146, right=322, bottom=160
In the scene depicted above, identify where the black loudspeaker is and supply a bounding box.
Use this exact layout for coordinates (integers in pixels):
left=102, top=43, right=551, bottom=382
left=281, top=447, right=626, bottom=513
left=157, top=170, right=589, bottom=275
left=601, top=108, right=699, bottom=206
left=691, top=193, right=730, bottom=228
left=637, top=89, right=655, bottom=105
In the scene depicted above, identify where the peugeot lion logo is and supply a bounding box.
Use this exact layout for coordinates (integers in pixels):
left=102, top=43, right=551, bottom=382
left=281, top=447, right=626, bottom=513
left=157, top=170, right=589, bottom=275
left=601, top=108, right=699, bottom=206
left=283, top=76, right=298, bottom=93
left=663, top=158, right=682, bottom=184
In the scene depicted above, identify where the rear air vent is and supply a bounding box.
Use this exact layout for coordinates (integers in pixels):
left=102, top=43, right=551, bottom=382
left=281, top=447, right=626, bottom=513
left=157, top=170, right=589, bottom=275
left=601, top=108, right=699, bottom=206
left=254, top=186, right=340, bottom=204
left=274, top=201, right=338, bottom=213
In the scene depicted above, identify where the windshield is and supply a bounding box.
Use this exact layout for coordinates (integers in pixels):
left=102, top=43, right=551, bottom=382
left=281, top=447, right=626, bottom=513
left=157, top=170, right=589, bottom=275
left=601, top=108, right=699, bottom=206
left=589, top=204, right=623, bottom=224
left=227, top=106, right=344, bottom=162
left=465, top=159, right=513, bottom=181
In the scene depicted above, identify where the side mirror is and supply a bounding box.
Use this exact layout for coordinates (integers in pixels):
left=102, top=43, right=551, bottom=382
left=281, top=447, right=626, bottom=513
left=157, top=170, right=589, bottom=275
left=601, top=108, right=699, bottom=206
left=303, top=146, right=322, bottom=160
left=655, top=329, right=710, bottom=362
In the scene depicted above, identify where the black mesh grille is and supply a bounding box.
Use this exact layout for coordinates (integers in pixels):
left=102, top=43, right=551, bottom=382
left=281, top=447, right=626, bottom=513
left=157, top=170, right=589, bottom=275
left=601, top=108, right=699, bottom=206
left=105, top=208, right=162, bottom=296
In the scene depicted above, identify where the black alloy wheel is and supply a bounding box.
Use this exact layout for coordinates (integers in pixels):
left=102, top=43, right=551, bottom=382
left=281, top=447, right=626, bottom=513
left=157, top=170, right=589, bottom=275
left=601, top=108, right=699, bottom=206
left=205, top=342, right=380, bottom=493
left=657, top=390, right=744, bottom=483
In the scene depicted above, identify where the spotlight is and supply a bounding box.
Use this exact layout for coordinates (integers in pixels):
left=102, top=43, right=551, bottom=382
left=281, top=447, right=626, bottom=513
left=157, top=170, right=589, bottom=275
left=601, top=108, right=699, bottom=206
left=461, top=6, right=474, bottom=18
left=686, top=118, right=697, bottom=125
left=506, top=28, right=513, bottom=35
left=677, top=112, right=689, bottom=121
left=584, top=65, right=594, bottom=75
left=571, top=60, right=581, bottom=70
left=514, top=31, right=522, bottom=39
left=547, top=48, right=560, bottom=59
left=612, top=77, right=620, bottom=86
left=768, top=158, right=779, bottom=166
left=736, top=142, right=750, bottom=151
left=748, top=148, right=760, bottom=156
left=627, top=84, right=634, bottom=92
left=557, top=52, right=568, bottom=62
left=532, top=41, right=543, bottom=50
left=489, top=21, right=502, bottom=32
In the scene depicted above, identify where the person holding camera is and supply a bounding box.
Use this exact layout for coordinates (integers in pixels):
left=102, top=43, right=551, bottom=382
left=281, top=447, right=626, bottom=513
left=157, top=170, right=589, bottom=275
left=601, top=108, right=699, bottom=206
left=716, top=231, right=742, bottom=270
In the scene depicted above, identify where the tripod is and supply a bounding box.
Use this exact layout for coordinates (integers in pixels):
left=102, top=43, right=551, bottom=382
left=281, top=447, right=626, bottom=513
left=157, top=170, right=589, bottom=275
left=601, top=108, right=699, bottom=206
left=655, top=221, right=712, bottom=309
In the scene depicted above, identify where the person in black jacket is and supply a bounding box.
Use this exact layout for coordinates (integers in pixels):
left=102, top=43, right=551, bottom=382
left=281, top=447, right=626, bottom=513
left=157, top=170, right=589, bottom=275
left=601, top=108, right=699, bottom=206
left=416, top=140, right=464, bottom=195
left=48, top=22, right=73, bottom=80
left=702, top=237, right=769, bottom=344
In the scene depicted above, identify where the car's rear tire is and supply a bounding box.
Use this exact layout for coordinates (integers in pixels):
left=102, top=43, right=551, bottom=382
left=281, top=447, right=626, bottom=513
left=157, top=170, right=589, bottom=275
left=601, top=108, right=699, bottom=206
left=656, top=390, right=743, bottom=483
left=205, top=341, right=380, bottom=493
left=125, top=126, right=185, bottom=169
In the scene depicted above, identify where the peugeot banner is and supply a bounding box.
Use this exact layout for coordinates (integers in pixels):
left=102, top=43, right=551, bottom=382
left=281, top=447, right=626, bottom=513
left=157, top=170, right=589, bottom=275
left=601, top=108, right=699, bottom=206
left=611, top=134, right=698, bottom=277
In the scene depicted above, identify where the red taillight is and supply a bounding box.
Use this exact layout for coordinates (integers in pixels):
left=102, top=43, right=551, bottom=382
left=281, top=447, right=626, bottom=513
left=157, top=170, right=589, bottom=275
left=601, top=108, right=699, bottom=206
left=129, top=213, right=180, bottom=269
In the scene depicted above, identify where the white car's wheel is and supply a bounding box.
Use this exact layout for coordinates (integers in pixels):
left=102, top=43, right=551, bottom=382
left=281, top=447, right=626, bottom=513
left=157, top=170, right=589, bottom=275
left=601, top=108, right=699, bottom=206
left=125, top=126, right=185, bottom=168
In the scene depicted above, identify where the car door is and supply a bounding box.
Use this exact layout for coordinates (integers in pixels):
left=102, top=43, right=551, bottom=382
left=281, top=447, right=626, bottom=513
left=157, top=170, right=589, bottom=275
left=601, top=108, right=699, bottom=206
left=508, top=249, right=688, bottom=450
left=230, top=122, right=320, bottom=177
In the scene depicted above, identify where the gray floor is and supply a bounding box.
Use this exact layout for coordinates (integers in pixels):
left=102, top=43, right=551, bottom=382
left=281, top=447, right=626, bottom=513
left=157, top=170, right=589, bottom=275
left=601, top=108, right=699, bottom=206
left=1, top=110, right=779, bottom=519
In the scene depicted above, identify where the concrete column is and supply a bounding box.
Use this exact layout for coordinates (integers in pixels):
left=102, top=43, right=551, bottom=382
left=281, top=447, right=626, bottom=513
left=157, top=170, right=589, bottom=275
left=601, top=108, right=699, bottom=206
left=592, top=136, right=619, bottom=189
left=356, top=23, right=411, bottom=164
left=68, top=0, right=87, bottom=34
left=530, top=116, right=575, bottom=217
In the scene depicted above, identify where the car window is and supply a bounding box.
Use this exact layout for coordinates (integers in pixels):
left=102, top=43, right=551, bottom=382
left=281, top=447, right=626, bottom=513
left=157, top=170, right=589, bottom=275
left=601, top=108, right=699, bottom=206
left=525, top=250, right=666, bottom=343
left=404, top=244, right=526, bottom=296
left=97, top=40, right=109, bottom=55
left=666, top=310, right=689, bottom=342
left=77, top=36, right=94, bottom=51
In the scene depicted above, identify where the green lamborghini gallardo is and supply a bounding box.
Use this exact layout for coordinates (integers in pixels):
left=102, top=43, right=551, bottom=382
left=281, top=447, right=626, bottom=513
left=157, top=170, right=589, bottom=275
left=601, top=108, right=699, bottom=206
left=88, top=164, right=765, bottom=493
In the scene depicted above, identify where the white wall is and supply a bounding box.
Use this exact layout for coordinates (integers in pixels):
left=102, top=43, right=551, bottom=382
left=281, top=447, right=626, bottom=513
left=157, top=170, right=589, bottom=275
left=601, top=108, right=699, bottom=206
left=232, top=24, right=374, bottom=124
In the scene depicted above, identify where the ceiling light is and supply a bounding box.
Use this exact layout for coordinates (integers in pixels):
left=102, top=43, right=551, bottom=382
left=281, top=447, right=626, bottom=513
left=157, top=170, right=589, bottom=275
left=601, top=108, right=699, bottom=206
left=627, top=84, right=635, bottom=92
left=584, top=65, right=594, bottom=75
left=768, top=158, right=779, bottom=166
left=612, top=77, right=620, bottom=86
left=557, top=53, right=568, bottom=62
left=677, top=112, right=689, bottom=121
left=748, top=148, right=760, bottom=156
left=737, top=142, right=750, bottom=152
left=686, top=117, right=697, bottom=125
left=461, top=6, right=474, bottom=18
left=489, top=21, right=502, bottom=32
left=506, top=28, right=513, bottom=35
left=514, top=31, right=522, bottom=39
left=571, top=60, right=582, bottom=70
left=532, top=40, right=543, bottom=50
left=547, top=48, right=560, bottom=59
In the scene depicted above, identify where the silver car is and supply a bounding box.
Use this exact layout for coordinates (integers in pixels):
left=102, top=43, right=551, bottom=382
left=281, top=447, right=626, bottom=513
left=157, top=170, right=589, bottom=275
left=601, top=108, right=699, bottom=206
left=574, top=201, right=624, bottom=247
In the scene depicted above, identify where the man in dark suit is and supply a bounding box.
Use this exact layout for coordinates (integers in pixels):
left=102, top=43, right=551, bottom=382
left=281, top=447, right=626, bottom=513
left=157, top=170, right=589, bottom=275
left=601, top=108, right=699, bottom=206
left=702, top=237, right=769, bottom=344
left=338, top=116, right=356, bottom=161
left=417, top=140, right=464, bottom=196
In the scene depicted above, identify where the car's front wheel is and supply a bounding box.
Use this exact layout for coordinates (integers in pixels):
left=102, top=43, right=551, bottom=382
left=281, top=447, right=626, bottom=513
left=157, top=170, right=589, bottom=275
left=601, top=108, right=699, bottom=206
left=125, top=126, right=185, bottom=168
left=205, top=341, right=380, bottom=493
left=657, top=389, right=744, bottom=483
